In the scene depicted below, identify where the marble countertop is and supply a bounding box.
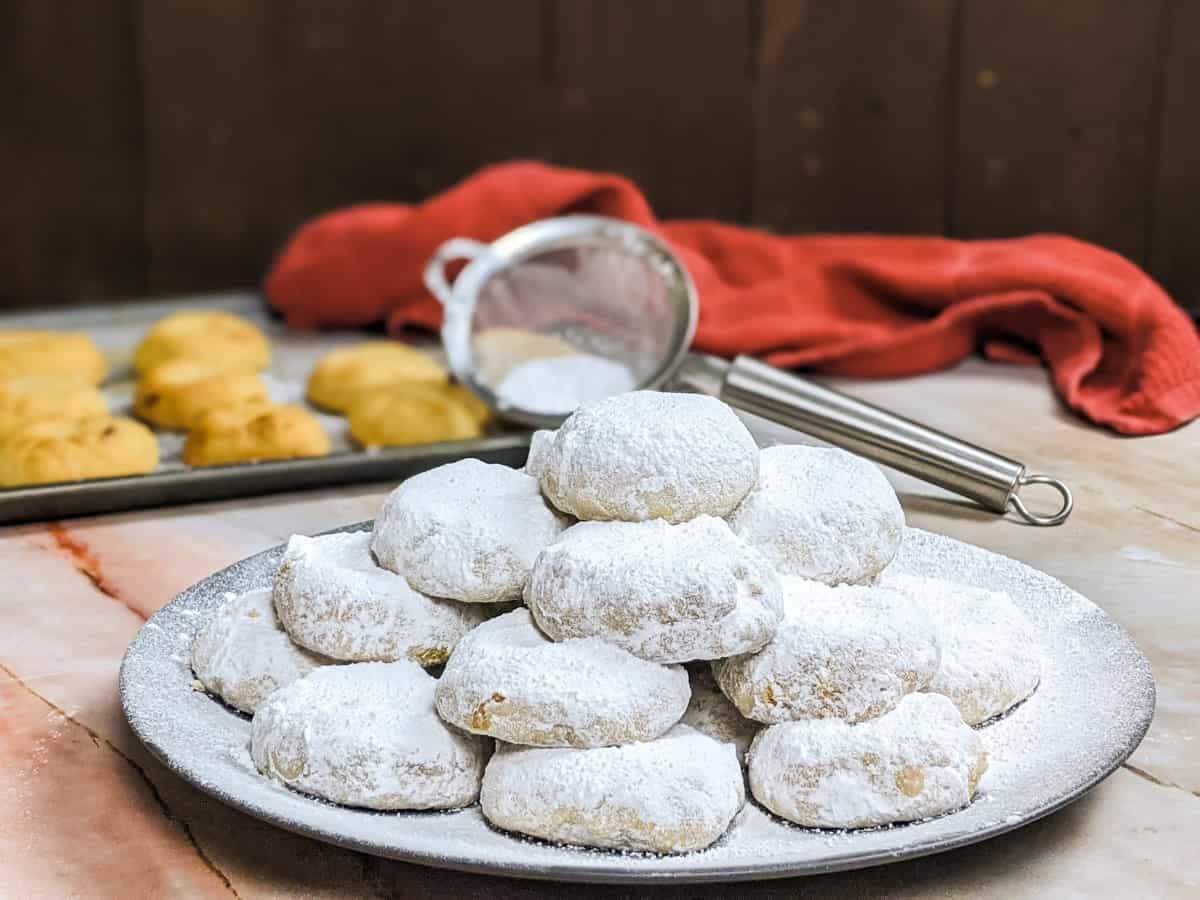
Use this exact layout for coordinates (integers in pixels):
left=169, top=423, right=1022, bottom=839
left=1, top=358, right=1196, bottom=898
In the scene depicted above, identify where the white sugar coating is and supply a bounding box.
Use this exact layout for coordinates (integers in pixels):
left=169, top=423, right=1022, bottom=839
left=481, top=724, right=745, bottom=853
left=881, top=573, right=1043, bottom=724
left=728, top=445, right=904, bottom=585
left=539, top=391, right=759, bottom=523
left=749, top=693, right=988, bottom=829
left=191, top=587, right=327, bottom=714
left=496, top=354, right=636, bottom=415
left=371, top=459, right=567, bottom=603
left=714, top=577, right=941, bottom=724
left=435, top=607, right=690, bottom=748
left=681, top=665, right=761, bottom=767
left=251, top=661, right=489, bottom=810
left=126, top=523, right=1158, bottom=878
left=526, top=516, right=784, bottom=664
left=523, top=429, right=556, bottom=479
left=272, top=532, right=487, bottom=665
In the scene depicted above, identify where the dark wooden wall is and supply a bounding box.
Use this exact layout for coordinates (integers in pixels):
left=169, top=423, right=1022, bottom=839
left=3, top=1, right=1199, bottom=313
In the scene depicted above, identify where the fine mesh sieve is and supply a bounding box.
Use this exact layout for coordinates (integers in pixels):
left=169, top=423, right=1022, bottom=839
left=425, top=215, right=1073, bottom=526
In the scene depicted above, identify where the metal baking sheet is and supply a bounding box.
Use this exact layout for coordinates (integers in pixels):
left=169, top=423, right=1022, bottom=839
left=0, top=292, right=529, bottom=524
left=120, top=527, right=1155, bottom=885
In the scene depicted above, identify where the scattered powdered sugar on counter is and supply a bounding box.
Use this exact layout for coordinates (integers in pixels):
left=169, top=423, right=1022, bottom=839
left=120, top=524, right=1155, bottom=881
left=494, top=353, right=635, bottom=414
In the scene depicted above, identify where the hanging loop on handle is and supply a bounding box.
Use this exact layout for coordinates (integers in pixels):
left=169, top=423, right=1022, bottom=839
left=1008, top=474, right=1074, bottom=526
left=423, top=238, right=489, bottom=305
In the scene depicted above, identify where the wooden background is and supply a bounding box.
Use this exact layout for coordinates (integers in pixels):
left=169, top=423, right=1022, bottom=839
left=3, top=0, right=1199, bottom=314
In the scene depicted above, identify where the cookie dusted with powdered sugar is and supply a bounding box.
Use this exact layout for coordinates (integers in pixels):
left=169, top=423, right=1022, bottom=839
left=523, top=429, right=556, bottom=479
left=714, top=577, right=940, bottom=724
left=435, top=608, right=689, bottom=748
left=371, top=459, right=567, bottom=603
left=273, top=531, right=487, bottom=666
left=749, top=693, right=987, bottom=829
left=882, top=573, right=1042, bottom=724
left=526, top=516, right=783, bottom=664
left=681, top=665, right=760, bottom=767
left=251, top=661, right=488, bottom=810
left=191, top=587, right=328, bottom=714
left=728, top=445, right=904, bottom=586
left=537, top=391, right=759, bottom=523
left=481, top=724, right=744, bottom=853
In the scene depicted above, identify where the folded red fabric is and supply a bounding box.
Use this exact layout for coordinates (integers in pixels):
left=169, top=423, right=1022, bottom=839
left=266, top=161, right=1200, bottom=435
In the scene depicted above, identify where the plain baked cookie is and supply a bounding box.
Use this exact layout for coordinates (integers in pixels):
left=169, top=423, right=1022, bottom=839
left=306, top=341, right=447, bottom=413
left=748, top=693, right=987, bottom=829
left=0, top=330, right=107, bottom=384
left=435, top=608, right=690, bottom=748
left=526, top=516, right=783, bottom=663
left=0, top=375, right=107, bottom=436
left=182, top=404, right=330, bottom=467
left=538, top=391, right=759, bottom=523
left=480, top=724, right=745, bottom=853
left=728, top=445, right=904, bottom=585
left=348, top=382, right=482, bottom=448
left=191, top=587, right=327, bottom=713
left=372, top=459, right=567, bottom=603
left=251, top=661, right=489, bottom=810
left=681, top=665, right=760, bottom=767
left=134, top=358, right=270, bottom=430
left=713, top=576, right=941, bottom=724
left=882, top=573, right=1042, bottom=724
left=0, top=416, right=158, bottom=486
left=133, top=310, right=270, bottom=374
left=273, top=531, right=486, bottom=665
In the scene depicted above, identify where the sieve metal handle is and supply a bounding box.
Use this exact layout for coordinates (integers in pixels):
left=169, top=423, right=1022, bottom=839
left=424, top=238, right=489, bottom=306
left=720, top=355, right=1073, bottom=526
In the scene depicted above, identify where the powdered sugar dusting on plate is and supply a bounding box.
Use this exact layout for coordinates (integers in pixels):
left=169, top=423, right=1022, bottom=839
left=120, top=523, right=1154, bottom=883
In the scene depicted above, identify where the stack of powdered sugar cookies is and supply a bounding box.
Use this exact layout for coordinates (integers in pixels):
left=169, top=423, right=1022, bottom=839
left=191, top=390, right=1042, bottom=853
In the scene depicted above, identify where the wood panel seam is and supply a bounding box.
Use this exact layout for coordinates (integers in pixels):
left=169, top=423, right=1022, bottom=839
left=1142, top=0, right=1175, bottom=269
left=943, top=0, right=966, bottom=236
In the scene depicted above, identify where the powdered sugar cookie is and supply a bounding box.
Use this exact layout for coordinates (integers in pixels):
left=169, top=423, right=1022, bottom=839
left=538, top=391, right=759, bottom=523
left=749, top=693, right=987, bottom=829
left=191, top=588, right=327, bottom=714
left=435, top=608, right=689, bottom=748
left=371, top=459, right=567, bottom=603
left=728, top=445, right=904, bottom=585
left=273, top=532, right=486, bottom=666
left=251, top=661, right=488, bottom=810
left=681, top=665, right=760, bottom=766
left=710, top=578, right=936, bottom=724
left=882, top=573, right=1042, bottom=724
left=523, top=429, right=555, bottom=479
left=481, top=724, right=744, bottom=853
left=714, top=577, right=940, bottom=724
left=526, top=516, right=783, bottom=663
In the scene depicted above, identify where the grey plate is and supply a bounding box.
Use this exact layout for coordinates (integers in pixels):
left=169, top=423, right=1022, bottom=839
left=120, top=526, right=1154, bottom=884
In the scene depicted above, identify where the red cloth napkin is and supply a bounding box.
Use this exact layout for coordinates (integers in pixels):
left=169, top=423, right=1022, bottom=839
left=266, top=161, right=1200, bottom=435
